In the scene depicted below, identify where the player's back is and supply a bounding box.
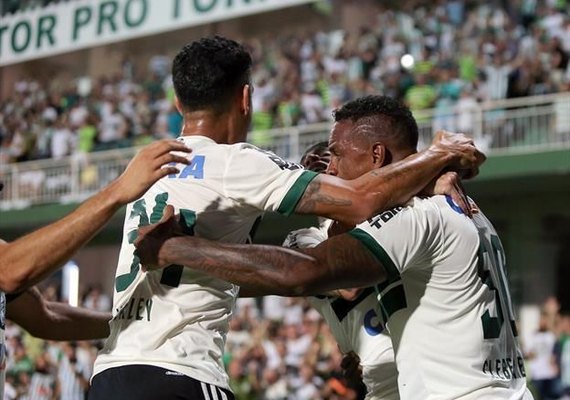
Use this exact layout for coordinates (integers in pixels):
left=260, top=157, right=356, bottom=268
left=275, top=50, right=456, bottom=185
left=351, top=196, right=532, bottom=400
left=94, top=135, right=312, bottom=390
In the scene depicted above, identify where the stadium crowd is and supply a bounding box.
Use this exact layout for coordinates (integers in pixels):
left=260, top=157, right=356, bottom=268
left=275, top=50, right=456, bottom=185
left=3, top=283, right=570, bottom=400
left=1, top=0, right=570, bottom=163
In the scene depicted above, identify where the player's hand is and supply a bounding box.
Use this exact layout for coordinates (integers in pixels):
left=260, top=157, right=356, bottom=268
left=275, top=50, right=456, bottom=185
left=424, top=171, right=478, bottom=218
left=135, top=205, right=181, bottom=270
left=328, top=220, right=353, bottom=237
left=431, top=130, right=486, bottom=179
left=112, top=140, right=191, bottom=204
left=340, top=351, right=363, bottom=384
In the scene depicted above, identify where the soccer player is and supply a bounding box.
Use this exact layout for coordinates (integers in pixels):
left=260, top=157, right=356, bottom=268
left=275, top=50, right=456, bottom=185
left=89, top=37, right=483, bottom=400
left=136, top=95, right=533, bottom=399
left=283, top=141, right=399, bottom=400
left=0, top=139, right=190, bottom=397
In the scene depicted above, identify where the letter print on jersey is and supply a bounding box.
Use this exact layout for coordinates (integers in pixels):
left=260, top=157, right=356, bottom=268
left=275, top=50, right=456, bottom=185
left=250, top=146, right=303, bottom=171
left=115, top=192, right=196, bottom=292
left=348, top=228, right=407, bottom=322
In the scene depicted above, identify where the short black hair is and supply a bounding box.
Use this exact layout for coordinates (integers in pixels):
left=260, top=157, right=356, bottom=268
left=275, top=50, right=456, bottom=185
left=333, top=95, right=418, bottom=151
left=172, top=36, right=252, bottom=113
left=300, top=141, right=329, bottom=166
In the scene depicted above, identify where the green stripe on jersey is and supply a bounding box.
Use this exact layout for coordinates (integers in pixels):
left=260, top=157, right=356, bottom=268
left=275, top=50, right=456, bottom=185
left=348, top=228, right=407, bottom=321
left=348, top=228, right=401, bottom=281
left=277, top=170, right=318, bottom=216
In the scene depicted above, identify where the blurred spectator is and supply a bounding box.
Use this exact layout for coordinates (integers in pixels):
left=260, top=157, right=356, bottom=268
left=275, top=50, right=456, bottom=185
left=555, top=311, right=570, bottom=399
left=22, top=353, right=55, bottom=400
left=82, top=285, right=111, bottom=312
left=51, top=117, right=74, bottom=160
left=2, top=0, right=570, bottom=163
left=527, top=312, right=559, bottom=400
left=455, top=86, right=479, bottom=135
left=56, top=342, right=90, bottom=400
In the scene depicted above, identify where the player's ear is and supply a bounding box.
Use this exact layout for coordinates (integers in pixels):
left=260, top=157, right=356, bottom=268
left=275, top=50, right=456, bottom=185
left=372, top=142, right=386, bottom=167
left=174, top=96, right=183, bottom=115
left=241, top=84, right=251, bottom=116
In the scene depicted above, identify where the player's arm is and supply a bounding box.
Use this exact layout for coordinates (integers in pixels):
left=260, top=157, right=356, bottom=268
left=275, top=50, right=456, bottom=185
left=6, top=287, right=111, bottom=340
left=135, top=210, right=385, bottom=296
left=293, top=131, right=484, bottom=225
left=0, top=140, right=190, bottom=293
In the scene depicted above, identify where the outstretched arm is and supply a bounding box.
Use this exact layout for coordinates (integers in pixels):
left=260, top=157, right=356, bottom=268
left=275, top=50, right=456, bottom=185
left=135, top=210, right=385, bottom=296
left=6, top=287, right=111, bottom=340
left=294, top=131, right=484, bottom=225
left=0, top=140, right=191, bottom=293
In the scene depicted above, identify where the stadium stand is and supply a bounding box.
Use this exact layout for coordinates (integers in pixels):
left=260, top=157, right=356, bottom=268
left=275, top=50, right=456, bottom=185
left=1, top=0, right=569, bottom=163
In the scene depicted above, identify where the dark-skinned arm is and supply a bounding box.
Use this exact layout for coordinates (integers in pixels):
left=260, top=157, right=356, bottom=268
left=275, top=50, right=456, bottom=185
left=294, top=131, right=484, bottom=225
left=135, top=209, right=385, bottom=296
left=0, top=140, right=191, bottom=293
left=6, top=287, right=111, bottom=340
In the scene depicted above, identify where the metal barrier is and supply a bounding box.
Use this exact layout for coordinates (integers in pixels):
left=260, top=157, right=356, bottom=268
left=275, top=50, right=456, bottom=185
left=1, top=93, right=569, bottom=210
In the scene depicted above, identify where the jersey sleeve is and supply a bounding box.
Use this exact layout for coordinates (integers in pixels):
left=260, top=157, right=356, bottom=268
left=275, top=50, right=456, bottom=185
left=282, top=226, right=328, bottom=249
left=347, top=200, right=440, bottom=275
left=223, top=144, right=318, bottom=215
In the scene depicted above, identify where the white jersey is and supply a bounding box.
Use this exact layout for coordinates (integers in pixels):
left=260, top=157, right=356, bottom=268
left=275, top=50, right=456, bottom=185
left=349, top=195, right=533, bottom=400
left=93, top=136, right=317, bottom=390
left=283, top=223, right=400, bottom=400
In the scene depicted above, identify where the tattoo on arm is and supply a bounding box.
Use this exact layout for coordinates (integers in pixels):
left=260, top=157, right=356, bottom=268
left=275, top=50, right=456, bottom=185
left=163, top=234, right=385, bottom=296
left=296, top=178, right=352, bottom=214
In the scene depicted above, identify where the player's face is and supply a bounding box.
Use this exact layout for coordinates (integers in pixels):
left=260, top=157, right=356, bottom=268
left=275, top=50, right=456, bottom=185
left=326, top=120, right=377, bottom=180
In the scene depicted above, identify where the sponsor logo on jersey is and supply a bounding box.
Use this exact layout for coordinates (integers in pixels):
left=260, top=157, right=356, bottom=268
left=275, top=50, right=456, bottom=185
left=363, top=309, right=385, bottom=336
left=367, top=206, right=404, bottom=229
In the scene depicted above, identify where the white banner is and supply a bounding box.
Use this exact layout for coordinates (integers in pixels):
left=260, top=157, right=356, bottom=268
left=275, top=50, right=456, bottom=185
left=0, top=0, right=316, bottom=67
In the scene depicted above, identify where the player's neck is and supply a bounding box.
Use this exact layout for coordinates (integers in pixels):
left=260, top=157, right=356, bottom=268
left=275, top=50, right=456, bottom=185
left=180, top=111, right=233, bottom=144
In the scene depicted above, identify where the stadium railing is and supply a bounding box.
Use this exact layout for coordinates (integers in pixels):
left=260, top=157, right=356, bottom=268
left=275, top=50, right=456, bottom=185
left=1, top=92, right=569, bottom=210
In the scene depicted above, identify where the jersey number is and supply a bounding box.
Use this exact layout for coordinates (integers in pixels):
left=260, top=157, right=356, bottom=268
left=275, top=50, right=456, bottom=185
left=477, top=234, right=518, bottom=339
left=115, top=192, right=196, bottom=292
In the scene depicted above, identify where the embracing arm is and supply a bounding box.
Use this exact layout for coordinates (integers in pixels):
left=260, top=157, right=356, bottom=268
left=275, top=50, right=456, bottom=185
left=140, top=233, right=385, bottom=297
left=294, top=132, right=484, bottom=225
left=0, top=140, right=190, bottom=293
left=6, top=287, right=111, bottom=340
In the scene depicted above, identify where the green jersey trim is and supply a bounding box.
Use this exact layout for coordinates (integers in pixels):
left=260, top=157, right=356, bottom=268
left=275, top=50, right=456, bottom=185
left=348, top=227, right=407, bottom=321
left=277, top=170, right=318, bottom=216
left=348, top=228, right=401, bottom=282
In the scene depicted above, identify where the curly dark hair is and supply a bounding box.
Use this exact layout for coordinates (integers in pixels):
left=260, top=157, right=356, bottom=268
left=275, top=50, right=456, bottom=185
left=172, top=36, right=252, bottom=113
left=333, top=95, right=418, bottom=151
left=300, top=141, right=329, bottom=164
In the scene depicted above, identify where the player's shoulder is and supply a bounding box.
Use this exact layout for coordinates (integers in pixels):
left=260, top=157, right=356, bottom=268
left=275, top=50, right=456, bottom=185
left=355, top=196, right=451, bottom=235
left=229, top=142, right=303, bottom=169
